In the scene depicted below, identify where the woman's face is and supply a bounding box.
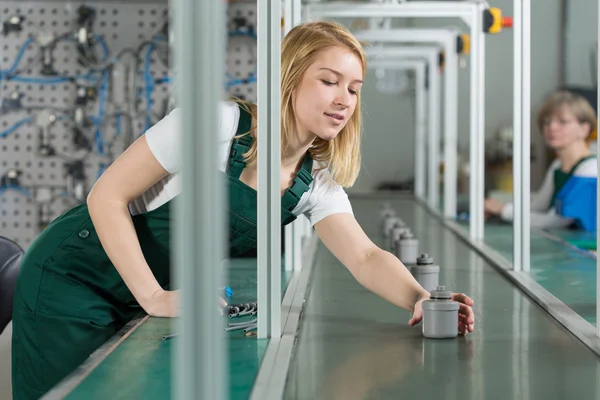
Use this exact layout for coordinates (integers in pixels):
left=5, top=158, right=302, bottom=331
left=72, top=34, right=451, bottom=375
left=293, top=46, right=364, bottom=142
left=542, top=106, right=590, bottom=150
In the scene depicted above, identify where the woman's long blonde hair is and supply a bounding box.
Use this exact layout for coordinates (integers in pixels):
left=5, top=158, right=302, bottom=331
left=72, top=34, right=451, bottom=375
left=233, top=21, right=367, bottom=187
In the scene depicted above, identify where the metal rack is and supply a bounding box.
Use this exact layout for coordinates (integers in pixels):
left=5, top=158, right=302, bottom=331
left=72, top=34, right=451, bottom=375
left=0, top=0, right=257, bottom=248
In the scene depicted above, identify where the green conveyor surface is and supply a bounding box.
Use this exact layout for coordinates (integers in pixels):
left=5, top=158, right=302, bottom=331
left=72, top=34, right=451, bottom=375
left=481, top=223, right=597, bottom=325
left=64, top=257, right=292, bottom=400
left=284, top=196, right=600, bottom=400
left=59, top=195, right=600, bottom=399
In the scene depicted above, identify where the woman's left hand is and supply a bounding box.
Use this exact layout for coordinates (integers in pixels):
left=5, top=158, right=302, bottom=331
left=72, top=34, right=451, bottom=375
left=408, top=293, right=475, bottom=336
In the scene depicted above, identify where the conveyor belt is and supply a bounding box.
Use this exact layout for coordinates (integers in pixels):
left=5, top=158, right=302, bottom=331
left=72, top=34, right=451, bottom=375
left=48, top=258, right=292, bottom=400
left=284, top=196, right=600, bottom=400
left=481, top=224, right=597, bottom=324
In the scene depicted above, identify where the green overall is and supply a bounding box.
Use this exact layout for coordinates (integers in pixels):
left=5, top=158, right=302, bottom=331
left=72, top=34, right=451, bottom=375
left=550, top=155, right=596, bottom=208
left=11, top=105, right=314, bottom=399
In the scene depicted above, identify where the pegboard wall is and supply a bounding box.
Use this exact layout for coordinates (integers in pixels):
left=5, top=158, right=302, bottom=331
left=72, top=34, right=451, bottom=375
left=0, top=0, right=258, bottom=249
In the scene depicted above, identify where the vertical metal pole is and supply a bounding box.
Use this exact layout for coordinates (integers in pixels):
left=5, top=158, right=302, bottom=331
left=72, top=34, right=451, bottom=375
left=283, top=4, right=293, bottom=275
left=257, top=0, right=282, bottom=339
left=284, top=0, right=293, bottom=35
left=285, top=224, right=294, bottom=271
left=513, top=0, right=523, bottom=271
left=468, top=12, right=479, bottom=239
left=304, top=216, right=312, bottom=239
left=293, top=220, right=303, bottom=270
left=415, top=63, right=426, bottom=200
left=172, top=0, right=225, bottom=397
left=428, top=52, right=440, bottom=211
left=288, top=0, right=304, bottom=272
left=476, top=6, right=486, bottom=240
left=415, top=64, right=427, bottom=200
left=596, top=0, right=599, bottom=337
left=293, top=0, right=302, bottom=26
left=444, top=37, right=458, bottom=219
left=522, top=0, right=531, bottom=272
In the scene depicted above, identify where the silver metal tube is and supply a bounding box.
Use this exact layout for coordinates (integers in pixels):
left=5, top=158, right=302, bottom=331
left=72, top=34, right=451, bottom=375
left=416, top=64, right=427, bottom=200
left=476, top=4, right=487, bottom=240
left=444, top=41, right=458, bottom=219
left=257, top=0, right=282, bottom=339
left=597, top=0, right=600, bottom=337
left=468, top=9, right=479, bottom=239
left=304, top=2, right=475, bottom=23
left=513, top=0, right=523, bottom=271
left=522, top=0, right=531, bottom=273
left=357, top=30, right=458, bottom=215
left=172, top=0, right=225, bottom=397
left=428, top=52, right=440, bottom=211
left=293, top=220, right=303, bottom=271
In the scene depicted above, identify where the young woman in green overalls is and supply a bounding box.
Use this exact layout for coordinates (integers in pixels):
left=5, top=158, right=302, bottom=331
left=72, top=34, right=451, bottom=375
left=11, top=21, right=476, bottom=399
left=485, top=90, right=598, bottom=230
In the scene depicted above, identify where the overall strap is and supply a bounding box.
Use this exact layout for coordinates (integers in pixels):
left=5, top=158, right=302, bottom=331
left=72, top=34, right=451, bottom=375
left=568, top=155, right=596, bottom=175
left=227, top=104, right=254, bottom=178
left=281, top=153, right=314, bottom=212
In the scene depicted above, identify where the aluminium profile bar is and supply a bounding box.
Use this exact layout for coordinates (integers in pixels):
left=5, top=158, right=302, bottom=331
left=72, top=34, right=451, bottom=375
left=369, top=58, right=428, bottom=199
left=356, top=28, right=459, bottom=218
left=365, top=46, right=441, bottom=211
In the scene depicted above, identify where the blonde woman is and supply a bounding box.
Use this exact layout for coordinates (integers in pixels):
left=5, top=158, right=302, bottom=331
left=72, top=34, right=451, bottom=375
left=485, top=90, right=597, bottom=231
left=12, top=21, right=475, bottom=398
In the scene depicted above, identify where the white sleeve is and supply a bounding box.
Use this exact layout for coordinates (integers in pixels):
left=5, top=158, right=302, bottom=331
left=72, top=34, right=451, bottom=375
left=573, top=158, right=597, bottom=177
left=530, top=159, right=559, bottom=211
left=500, top=159, right=558, bottom=221
left=144, top=107, right=182, bottom=173
left=298, top=168, right=354, bottom=226
left=500, top=205, right=574, bottom=228
left=145, top=101, right=239, bottom=174
left=498, top=158, right=600, bottom=228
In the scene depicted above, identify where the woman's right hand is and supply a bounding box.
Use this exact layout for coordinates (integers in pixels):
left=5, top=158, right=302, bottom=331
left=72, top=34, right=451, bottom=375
left=484, top=198, right=504, bottom=217
left=146, top=289, right=180, bottom=318
left=144, top=289, right=230, bottom=318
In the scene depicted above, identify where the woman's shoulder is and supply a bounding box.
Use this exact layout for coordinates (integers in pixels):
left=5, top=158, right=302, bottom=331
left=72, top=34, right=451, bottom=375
left=309, top=161, right=346, bottom=194
left=574, top=156, right=598, bottom=178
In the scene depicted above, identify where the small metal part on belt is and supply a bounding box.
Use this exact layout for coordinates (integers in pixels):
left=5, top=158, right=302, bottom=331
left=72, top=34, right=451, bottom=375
left=162, top=333, right=178, bottom=340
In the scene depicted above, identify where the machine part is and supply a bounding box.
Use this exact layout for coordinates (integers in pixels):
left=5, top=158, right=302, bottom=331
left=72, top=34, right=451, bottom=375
left=410, top=253, right=440, bottom=292
left=111, top=61, right=128, bottom=107
left=74, top=86, right=96, bottom=127
left=243, top=324, right=257, bottom=333
left=75, top=6, right=98, bottom=66
left=389, top=223, right=409, bottom=252
left=65, top=161, right=86, bottom=202
left=72, top=127, right=91, bottom=151
left=483, top=8, right=513, bottom=34
left=0, top=1, right=244, bottom=249
left=457, top=33, right=471, bottom=55
left=2, top=14, right=24, bottom=36
left=38, top=202, right=52, bottom=231
left=36, top=109, right=56, bottom=157
left=397, top=231, right=419, bottom=265
left=384, top=216, right=404, bottom=238
left=422, top=286, right=459, bottom=339
left=0, top=91, right=24, bottom=114
left=379, top=203, right=396, bottom=232
left=1, top=169, right=22, bottom=187
left=37, top=32, right=58, bottom=76
left=33, top=187, right=53, bottom=203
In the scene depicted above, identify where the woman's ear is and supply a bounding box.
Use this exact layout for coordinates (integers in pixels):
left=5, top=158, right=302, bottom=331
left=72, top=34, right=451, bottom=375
left=580, top=122, right=592, bottom=139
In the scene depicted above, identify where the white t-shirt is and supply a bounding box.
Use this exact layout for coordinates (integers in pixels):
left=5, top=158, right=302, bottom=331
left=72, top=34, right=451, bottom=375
left=128, top=101, right=354, bottom=226
left=500, top=157, right=597, bottom=228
